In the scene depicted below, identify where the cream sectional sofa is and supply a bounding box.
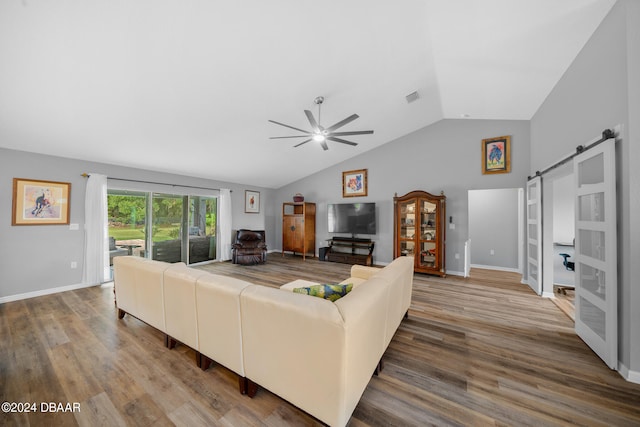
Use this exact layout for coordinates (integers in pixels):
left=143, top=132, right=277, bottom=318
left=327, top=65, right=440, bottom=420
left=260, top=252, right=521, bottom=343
left=113, top=255, right=414, bottom=427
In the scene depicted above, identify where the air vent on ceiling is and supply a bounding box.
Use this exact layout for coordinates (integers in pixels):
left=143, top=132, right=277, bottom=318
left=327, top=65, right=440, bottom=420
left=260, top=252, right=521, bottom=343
left=405, top=91, right=420, bottom=103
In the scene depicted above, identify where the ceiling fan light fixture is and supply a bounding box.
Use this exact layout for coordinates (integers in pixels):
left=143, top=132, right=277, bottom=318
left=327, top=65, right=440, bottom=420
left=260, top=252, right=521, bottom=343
left=268, top=96, right=373, bottom=150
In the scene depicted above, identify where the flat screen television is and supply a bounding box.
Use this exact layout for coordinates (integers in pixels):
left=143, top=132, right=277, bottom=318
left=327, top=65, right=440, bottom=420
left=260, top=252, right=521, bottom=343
left=327, top=203, right=376, bottom=235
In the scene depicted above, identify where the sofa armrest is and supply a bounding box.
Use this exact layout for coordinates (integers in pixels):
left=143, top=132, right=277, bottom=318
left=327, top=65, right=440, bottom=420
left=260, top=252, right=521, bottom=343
left=349, top=264, right=381, bottom=280
left=334, top=279, right=389, bottom=423
left=113, top=257, right=179, bottom=333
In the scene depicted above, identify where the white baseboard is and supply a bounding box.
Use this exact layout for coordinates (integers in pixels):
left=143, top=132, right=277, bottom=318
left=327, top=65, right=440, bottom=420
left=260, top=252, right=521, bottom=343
left=618, top=362, right=640, bottom=384
left=446, top=270, right=465, bottom=277
left=470, top=264, right=520, bottom=273
left=0, top=282, right=97, bottom=304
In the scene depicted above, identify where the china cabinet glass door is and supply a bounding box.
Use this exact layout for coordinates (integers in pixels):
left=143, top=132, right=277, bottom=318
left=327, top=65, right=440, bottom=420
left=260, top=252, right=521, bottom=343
left=399, top=200, right=416, bottom=256
left=419, top=199, right=437, bottom=269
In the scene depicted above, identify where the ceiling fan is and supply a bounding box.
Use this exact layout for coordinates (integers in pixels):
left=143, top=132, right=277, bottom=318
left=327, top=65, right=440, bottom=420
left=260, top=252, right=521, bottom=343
left=268, top=96, right=374, bottom=151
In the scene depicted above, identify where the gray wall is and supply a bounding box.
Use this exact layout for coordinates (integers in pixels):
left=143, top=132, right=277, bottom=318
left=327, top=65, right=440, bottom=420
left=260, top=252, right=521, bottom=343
left=468, top=188, right=520, bottom=270
left=273, top=119, right=530, bottom=274
left=531, top=0, right=640, bottom=379
left=0, top=147, right=274, bottom=300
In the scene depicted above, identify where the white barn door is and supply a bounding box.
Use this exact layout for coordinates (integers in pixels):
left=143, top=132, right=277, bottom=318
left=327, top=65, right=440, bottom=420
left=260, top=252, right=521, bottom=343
left=573, top=138, right=617, bottom=369
left=526, top=176, right=542, bottom=295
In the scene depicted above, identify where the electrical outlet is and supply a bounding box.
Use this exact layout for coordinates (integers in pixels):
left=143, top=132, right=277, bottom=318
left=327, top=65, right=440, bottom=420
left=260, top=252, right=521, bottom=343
left=455, top=253, right=460, bottom=259
left=71, top=261, right=77, bottom=269
left=490, top=249, right=495, bottom=255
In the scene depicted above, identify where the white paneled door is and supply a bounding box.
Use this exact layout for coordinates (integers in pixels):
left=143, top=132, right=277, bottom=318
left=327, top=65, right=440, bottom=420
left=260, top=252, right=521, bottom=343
left=526, top=176, right=542, bottom=295
left=573, top=138, right=617, bottom=370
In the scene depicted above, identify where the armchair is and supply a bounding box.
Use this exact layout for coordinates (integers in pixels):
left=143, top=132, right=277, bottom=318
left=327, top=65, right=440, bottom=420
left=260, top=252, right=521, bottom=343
left=232, top=229, right=267, bottom=265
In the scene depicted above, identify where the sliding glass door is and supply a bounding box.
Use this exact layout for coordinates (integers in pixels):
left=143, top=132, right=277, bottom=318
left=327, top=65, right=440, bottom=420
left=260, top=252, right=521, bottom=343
left=107, top=190, right=217, bottom=266
left=107, top=190, right=148, bottom=265
left=151, top=193, right=184, bottom=263
left=188, top=196, right=217, bottom=264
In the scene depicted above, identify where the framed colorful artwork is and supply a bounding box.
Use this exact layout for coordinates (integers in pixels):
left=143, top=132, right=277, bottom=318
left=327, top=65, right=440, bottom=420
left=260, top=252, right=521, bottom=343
left=245, top=190, right=260, bottom=213
left=12, top=178, right=71, bottom=225
left=482, top=135, right=511, bottom=174
left=342, top=168, right=368, bottom=197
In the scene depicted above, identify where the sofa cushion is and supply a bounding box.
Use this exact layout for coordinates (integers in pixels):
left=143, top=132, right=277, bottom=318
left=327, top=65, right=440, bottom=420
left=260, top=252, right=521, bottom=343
left=293, top=283, right=353, bottom=302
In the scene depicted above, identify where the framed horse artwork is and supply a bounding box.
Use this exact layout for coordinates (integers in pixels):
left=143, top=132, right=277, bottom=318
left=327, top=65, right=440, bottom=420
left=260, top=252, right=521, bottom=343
left=12, top=178, right=71, bottom=225
left=482, top=135, right=511, bottom=175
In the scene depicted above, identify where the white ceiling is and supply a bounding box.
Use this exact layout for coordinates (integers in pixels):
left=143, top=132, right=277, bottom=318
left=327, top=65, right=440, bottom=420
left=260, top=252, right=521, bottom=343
left=0, top=0, right=616, bottom=188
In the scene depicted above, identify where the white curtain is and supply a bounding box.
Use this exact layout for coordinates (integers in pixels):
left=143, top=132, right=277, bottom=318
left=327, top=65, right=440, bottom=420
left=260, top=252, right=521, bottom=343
left=83, top=173, right=109, bottom=284
left=219, top=188, right=232, bottom=261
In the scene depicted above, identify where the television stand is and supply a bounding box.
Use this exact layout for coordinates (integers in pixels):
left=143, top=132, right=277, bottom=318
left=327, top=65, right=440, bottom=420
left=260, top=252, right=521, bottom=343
left=326, top=237, right=374, bottom=266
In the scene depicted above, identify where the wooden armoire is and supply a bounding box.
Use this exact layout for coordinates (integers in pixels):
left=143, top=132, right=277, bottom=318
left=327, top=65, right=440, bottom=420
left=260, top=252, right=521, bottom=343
left=282, top=202, right=316, bottom=260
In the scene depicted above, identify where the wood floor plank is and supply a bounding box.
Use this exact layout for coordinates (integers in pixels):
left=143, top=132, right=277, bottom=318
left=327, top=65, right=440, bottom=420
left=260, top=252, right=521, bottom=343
left=168, top=400, right=222, bottom=426
left=1, top=255, right=640, bottom=426
left=34, top=313, right=70, bottom=350
left=47, top=342, right=104, bottom=403
left=74, top=391, right=127, bottom=427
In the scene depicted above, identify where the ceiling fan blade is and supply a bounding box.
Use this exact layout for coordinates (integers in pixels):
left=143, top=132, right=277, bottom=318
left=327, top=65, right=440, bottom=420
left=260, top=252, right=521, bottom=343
left=269, top=135, right=313, bottom=139
left=325, top=114, right=359, bottom=132
left=304, top=110, right=320, bottom=132
left=268, top=119, right=310, bottom=134
left=329, top=130, right=374, bottom=136
left=294, top=139, right=312, bottom=147
left=327, top=136, right=358, bottom=146
left=320, top=141, right=329, bottom=151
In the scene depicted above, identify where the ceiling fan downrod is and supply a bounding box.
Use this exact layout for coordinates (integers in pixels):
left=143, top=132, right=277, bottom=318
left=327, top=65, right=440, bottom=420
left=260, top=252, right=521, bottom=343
left=314, top=96, right=324, bottom=127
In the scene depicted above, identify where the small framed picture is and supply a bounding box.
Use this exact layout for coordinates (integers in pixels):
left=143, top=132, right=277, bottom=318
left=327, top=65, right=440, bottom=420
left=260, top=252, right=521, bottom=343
left=342, top=168, right=368, bottom=197
left=12, top=178, right=71, bottom=225
left=482, top=135, right=511, bottom=174
left=245, top=190, right=260, bottom=213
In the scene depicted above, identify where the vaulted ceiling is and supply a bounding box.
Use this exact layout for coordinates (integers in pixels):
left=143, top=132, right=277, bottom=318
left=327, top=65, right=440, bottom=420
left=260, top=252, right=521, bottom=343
left=0, top=0, right=616, bottom=188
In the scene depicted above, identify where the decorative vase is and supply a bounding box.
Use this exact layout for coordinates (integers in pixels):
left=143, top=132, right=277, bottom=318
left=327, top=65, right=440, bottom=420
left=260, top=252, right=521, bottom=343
left=293, top=193, right=304, bottom=202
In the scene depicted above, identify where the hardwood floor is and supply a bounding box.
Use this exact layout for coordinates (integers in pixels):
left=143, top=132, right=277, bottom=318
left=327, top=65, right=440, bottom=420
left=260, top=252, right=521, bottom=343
left=552, top=285, right=576, bottom=321
left=2, top=255, right=639, bottom=426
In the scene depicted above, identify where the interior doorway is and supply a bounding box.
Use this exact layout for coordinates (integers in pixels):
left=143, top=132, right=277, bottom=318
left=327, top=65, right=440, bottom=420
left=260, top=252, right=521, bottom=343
left=529, top=134, right=618, bottom=370
left=550, top=170, right=576, bottom=319
left=541, top=163, right=576, bottom=319
left=468, top=188, right=524, bottom=275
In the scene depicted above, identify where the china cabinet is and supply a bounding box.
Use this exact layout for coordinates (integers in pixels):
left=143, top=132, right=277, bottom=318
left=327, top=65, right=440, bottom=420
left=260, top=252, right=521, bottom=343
left=393, top=190, right=446, bottom=276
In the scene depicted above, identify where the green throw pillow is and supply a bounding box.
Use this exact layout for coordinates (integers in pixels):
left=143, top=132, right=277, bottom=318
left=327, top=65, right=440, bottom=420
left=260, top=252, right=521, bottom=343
left=293, top=283, right=353, bottom=302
